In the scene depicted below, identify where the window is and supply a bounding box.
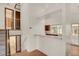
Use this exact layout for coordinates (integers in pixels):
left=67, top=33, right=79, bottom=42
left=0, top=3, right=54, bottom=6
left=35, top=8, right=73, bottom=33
left=45, top=25, right=62, bottom=36
left=72, top=24, right=79, bottom=36
left=5, top=8, right=14, bottom=30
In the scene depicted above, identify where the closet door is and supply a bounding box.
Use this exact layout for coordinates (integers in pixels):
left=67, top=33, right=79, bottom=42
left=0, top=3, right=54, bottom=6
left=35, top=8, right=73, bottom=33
left=0, top=30, right=6, bottom=56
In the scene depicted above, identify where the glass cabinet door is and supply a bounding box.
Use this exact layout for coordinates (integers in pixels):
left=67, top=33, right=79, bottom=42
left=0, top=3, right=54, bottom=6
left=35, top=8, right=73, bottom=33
left=5, top=8, right=14, bottom=30
left=15, top=11, right=20, bottom=30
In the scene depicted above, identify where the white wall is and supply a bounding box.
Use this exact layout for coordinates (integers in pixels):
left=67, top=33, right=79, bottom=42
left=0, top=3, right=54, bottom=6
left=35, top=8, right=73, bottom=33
left=20, top=3, right=65, bottom=55
left=21, top=4, right=38, bottom=51
left=28, top=4, right=67, bottom=56
left=25, top=3, right=79, bottom=56
left=0, top=4, right=5, bottom=29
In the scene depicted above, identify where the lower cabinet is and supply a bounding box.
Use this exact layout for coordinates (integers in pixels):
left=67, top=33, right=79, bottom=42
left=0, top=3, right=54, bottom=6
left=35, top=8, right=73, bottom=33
left=0, top=30, right=21, bottom=56
left=7, top=35, right=21, bottom=56
left=0, top=30, right=7, bottom=56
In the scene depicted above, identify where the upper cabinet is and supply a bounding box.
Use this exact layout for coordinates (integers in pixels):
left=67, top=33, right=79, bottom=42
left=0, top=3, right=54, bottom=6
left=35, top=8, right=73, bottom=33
left=5, top=8, right=21, bottom=30
left=5, top=3, right=21, bottom=30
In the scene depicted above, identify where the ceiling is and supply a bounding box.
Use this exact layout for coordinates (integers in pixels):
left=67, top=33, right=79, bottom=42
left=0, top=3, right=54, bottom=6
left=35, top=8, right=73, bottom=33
left=29, top=3, right=63, bottom=18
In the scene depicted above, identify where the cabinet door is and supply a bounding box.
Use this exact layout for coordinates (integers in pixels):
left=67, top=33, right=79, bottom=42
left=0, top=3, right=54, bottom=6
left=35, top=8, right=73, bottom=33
left=9, top=35, right=21, bottom=55
left=9, top=36, right=16, bottom=55
left=16, top=36, right=21, bottom=52
left=5, top=8, right=14, bottom=30
left=0, top=30, right=7, bottom=56
left=15, top=11, right=20, bottom=30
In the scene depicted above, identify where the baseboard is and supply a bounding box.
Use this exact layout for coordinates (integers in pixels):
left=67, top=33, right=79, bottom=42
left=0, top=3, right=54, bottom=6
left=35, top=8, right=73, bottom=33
left=34, top=49, right=48, bottom=56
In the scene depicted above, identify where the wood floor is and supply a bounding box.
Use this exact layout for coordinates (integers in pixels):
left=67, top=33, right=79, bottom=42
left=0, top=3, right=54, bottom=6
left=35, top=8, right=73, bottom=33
left=12, top=49, right=47, bottom=56
left=67, top=43, right=79, bottom=56
left=12, top=44, right=79, bottom=56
